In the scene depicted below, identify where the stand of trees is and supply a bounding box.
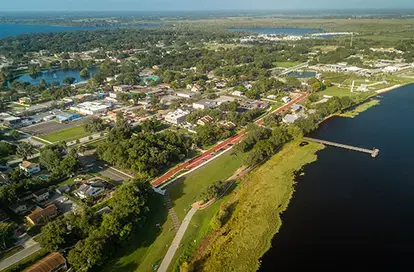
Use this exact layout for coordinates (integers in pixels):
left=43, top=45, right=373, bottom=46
left=38, top=180, right=151, bottom=272
left=96, top=117, right=193, bottom=177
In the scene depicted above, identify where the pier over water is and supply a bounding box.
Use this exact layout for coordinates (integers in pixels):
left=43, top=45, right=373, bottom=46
left=303, top=137, right=380, bottom=157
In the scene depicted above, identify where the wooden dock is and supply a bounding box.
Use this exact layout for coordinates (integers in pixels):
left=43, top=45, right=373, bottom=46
left=303, top=137, right=380, bottom=158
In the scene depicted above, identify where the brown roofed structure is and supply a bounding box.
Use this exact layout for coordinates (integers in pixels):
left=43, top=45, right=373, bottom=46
left=26, top=205, right=58, bottom=226
left=26, top=252, right=67, bottom=272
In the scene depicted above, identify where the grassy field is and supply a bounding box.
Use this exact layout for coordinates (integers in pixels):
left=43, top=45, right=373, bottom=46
left=40, top=125, right=91, bottom=142
left=340, top=99, right=380, bottom=118
left=169, top=150, right=246, bottom=220
left=105, top=150, right=246, bottom=272
left=185, top=141, right=324, bottom=272
left=319, top=86, right=359, bottom=97
left=272, top=61, right=301, bottom=68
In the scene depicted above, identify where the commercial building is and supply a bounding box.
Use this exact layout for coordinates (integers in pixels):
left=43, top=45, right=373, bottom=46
left=55, top=111, right=81, bottom=122
left=164, top=109, right=190, bottom=125
left=193, top=99, right=217, bottom=110
left=214, top=96, right=235, bottom=105
left=70, top=101, right=112, bottom=115
left=176, top=90, right=201, bottom=99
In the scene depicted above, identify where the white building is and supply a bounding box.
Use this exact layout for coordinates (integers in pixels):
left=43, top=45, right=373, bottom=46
left=176, top=90, right=201, bottom=99
left=282, top=114, right=300, bottom=124
left=193, top=99, right=217, bottom=110
left=70, top=102, right=112, bottom=115
left=282, top=96, right=291, bottom=103
left=231, top=90, right=244, bottom=97
left=74, top=181, right=105, bottom=199
left=164, top=109, right=190, bottom=125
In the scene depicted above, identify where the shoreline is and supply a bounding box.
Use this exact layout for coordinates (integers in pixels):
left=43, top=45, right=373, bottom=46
left=375, top=84, right=402, bottom=94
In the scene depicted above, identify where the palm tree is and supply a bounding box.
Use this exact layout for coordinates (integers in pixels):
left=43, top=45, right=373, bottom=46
left=16, top=142, right=36, bottom=161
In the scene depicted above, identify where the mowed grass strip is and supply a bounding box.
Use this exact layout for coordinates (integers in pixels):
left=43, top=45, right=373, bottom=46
left=193, top=141, right=324, bottom=272
left=40, top=125, right=90, bottom=142
left=169, top=150, right=247, bottom=220
left=104, top=150, right=246, bottom=272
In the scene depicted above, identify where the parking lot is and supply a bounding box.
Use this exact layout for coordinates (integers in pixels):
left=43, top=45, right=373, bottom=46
left=20, top=119, right=84, bottom=136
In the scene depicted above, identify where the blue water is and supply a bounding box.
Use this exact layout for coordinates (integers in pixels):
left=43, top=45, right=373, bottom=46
left=226, top=27, right=323, bottom=35
left=0, top=24, right=161, bottom=39
left=16, top=67, right=99, bottom=85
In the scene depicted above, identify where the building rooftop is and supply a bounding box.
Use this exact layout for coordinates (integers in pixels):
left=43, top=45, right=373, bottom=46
left=26, top=252, right=66, bottom=272
left=21, top=161, right=39, bottom=169
left=26, top=205, right=57, bottom=223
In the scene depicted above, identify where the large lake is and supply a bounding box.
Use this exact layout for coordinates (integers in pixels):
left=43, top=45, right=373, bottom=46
left=16, top=67, right=99, bottom=85
left=260, top=84, right=414, bottom=271
left=0, top=23, right=161, bottom=39
left=226, top=27, right=323, bottom=35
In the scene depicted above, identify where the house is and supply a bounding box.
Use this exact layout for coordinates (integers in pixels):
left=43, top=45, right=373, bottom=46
left=96, top=206, right=112, bottom=216
left=231, top=90, right=244, bottom=97
left=32, top=188, right=50, bottom=202
left=218, top=121, right=236, bottom=129
left=282, top=114, right=300, bottom=124
left=0, top=113, right=22, bottom=128
left=19, top=97, right=32, bottom=104
left=176, top=90, right=201, bottom=99
left=164, top=109, right=190, bottom=125
left=26, top=252, right=67, bottom=272
left=9, top=202, right=28, bottom=214
left=267, top=95, right=277, bottom=100
left=290, top=104, right=301, bottom=112
left=19, top=161, right=41, bottom=175
left=193, top=99, right=217, bottom=110
left=197, top=115, right=214, bottom=126
left=56, top=185, right=70, bottom=195
left=26, top=205, right=58, bottom=226
left=282, top=96, right=291, bottom=103
left=74, top=181, right=106, bottom=199
left=55, top=111, right=81, bottom=122
left=113, top=85, right=132, bottom=92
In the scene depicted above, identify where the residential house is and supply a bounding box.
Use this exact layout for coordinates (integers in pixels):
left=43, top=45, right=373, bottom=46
left=19, top=161, right=41, bottom=175
left=26, top=205, right=58, bottom=226
left=290, top=104, right=301, bottom=113
left=218, top=121, right=236, bottom=129
left=9, top=202, right=28, bottom=214
left=231, top=90, right=244, bottom=97
left=113, top=85, right=132, bottom=93
left=282, top=114, right=300, bottom=124
left=32, top=188, right=50, bottom=202
left=282, top=96, right=291, bottom=103
left=19, top=97, right=32, bottom=104
left=26, top=252, right=67, bottom=272
left=164, top=109, right=190, bottom=125
left=197, top=115, right=214, bottom=126
left=56, top=185, right=70, bottom=195
left=193, top=99, right=217, bottom=110
left=74, top=181, right=106, bottom=199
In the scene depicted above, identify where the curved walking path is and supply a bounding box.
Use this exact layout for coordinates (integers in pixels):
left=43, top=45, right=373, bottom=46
left=158, top=207, right=197, bottom=272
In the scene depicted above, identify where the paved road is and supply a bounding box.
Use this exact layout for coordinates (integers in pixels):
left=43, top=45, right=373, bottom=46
left=0, top=243, right=41, bottom=271
left=157, top=207, right=197, bottom=272
left=152, top=93, right=308, bottom=188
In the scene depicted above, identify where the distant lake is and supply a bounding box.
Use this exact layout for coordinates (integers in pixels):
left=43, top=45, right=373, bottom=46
left=226, top=27, right=323, bottom=35
left=16, top=67, right=99, bottom=85
left=0, top=23, right=161, bottom=39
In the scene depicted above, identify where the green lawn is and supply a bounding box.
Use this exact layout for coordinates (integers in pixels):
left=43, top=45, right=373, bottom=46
left=104, top=150, right=246, bottom=272
left=40, top=126, right=91, bottom=143
left=186, top=141, right=325, bottom=272
left=340, top=99, right=380, bottom=118
left=104, top=193, right=173, bottom=272
left=169, top=151, right=246, bottom=220
left=273, top=61, right=301, bottom=68
left=319, top=86, right=359, bottom=97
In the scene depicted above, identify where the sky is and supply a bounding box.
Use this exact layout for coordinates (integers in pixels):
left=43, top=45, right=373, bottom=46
left=1, top=0, right=413, bottom=12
